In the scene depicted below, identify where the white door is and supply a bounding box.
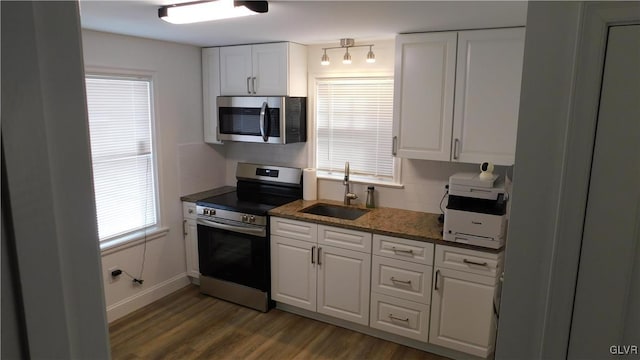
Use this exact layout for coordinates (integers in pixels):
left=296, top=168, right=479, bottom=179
left=219, top=45, right=253, bottom=95
left=392, top=32, right=457, bottom=161
left=252, top=42, right=288, bottom=95
left=184, top=219, right=199, bottom=278
left=270, top=235, right=317, bottom=311
left=317, top=246, right=371, bottom=325
left=202, top=47, right=222, bottom=144
left=452, top=28, right=525, bottom=165
left=429, top=267, right=497, bottom=358
left=568, top=25, right=640, bottom=358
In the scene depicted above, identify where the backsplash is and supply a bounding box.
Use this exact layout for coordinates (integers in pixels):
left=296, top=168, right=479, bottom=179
left=224, top=141, right=308, bottom=185
left=224, top=141, right=509, bottom=214
left=318, top=160, right=509, bottom=214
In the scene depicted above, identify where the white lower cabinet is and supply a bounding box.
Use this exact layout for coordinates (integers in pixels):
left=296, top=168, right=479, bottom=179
left=317, top=245, right=371, bottom=325
left=270, top=218, right=505, bottom=358
left=370, top=292, right=430, bottom=341
left=270, top=235, right=316, bottom=311
left=429, top=245, right=503, bottom=358
left=182, top=202, right=199, bottom=279
left=370, top=234, right=434, bottom=343
left=270, top=217, right=372, bottom=325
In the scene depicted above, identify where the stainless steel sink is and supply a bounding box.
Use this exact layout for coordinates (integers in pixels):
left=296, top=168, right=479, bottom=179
left=300, top=203, right=370, bottom=220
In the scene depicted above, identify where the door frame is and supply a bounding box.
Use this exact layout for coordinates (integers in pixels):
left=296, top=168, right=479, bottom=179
left=496, top=2, right=640, bottom=359
left=540, top=2, right=640, bottom=358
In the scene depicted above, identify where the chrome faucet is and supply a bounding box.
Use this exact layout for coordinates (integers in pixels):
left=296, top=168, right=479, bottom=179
left=343, top=161, right=358, bottom=205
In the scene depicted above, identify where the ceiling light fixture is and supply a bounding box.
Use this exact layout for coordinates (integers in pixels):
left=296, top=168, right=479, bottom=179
left=158, top=0, right=268, bottom=25
left=321, top=49, right=330, bottom=66
left=320, top=38, right=375, bottom=66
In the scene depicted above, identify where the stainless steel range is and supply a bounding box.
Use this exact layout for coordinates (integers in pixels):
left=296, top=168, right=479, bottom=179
left=196, top=163, right=302, bottom=312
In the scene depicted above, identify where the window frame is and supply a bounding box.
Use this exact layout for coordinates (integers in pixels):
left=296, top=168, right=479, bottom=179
left=84, top=69, right=164, bottom=250
left=311, top=75, right=402, bottom=187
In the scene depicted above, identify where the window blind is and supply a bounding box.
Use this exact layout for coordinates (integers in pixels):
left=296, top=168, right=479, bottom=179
left=316, top=78, right=395, bottom=181
left=85, top=76, right=157, bottom=241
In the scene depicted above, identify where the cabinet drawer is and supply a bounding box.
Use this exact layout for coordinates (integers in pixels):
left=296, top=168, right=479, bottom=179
left=318, top=225, right=372, bottom=253
left=183, top=202, right=197, bottom=220
left=373, top=235, right=434, bottom=265
left=270, top=217, right=317, bottom=243
left=435, top=245, right=503, bottom=277
left=372, top=256, right=432, bottom=304
left=370, top=293, right=429, bottom=342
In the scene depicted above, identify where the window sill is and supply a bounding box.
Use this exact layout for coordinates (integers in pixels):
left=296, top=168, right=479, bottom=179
left=100, top=226, right=170, bottom=256
left=317, top=173, right=404, bottom=189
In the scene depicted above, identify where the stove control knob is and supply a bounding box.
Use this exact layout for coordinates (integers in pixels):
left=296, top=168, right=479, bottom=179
left=209, top=209, right=216, bottom=216
left=242, top=215, right=248, bottom=222
left=249, top=216, right=255, bottom=223
left=203, top=209, right=209, bottom=216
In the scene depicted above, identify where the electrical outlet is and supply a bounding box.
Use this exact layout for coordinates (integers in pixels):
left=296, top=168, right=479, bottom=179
left=108, top=267, right=121, bottom=283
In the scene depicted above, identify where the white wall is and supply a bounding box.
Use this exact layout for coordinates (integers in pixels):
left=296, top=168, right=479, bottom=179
left=225, top=39, right=506, bottom=213
left=81, top=30, right=227, bottom=321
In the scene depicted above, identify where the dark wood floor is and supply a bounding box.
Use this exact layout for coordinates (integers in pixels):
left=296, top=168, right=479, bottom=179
left=109, top=285, right=449, bottom=360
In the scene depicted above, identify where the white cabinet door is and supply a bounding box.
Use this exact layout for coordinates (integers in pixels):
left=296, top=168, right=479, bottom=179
left=372, top=256, right=432, bottom=304
left=270, top=217, right=317, bottom=243
left=318, top=224, right=372, bottom=253
left=219, top=45, right=253, bottom=95
left=183, top=202, right=199, bottom=278
left=202, top=47, right=222, bottom=144
left=429, top=267, right=498, bottom=358
left=252, top=42, right=288, bottom=96
left=370, top=292, right=430, bottom=342
left=317, top=245, right=371, bottom=325
left=270, top=235, right=317, bottom=312
left=184, top=219, right=199, bottom=278
left=392, top=32, right=457, bottom=161
left=452, top=28, right=525, bottom=165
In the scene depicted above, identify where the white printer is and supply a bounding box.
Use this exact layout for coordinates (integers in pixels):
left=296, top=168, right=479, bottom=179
left=443, top=167, right=508, bottom=249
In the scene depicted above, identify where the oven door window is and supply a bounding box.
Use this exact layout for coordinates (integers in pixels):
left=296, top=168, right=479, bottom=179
left=218, top=107, right=280, bottom=137
left=197, top=224, right=268, bottom=291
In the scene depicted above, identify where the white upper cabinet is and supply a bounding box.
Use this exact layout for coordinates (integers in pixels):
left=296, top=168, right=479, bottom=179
left=392, top=32, right=457, bottom=161
left=202, top=47, right=223, bottom=144
left=452, top=28, right=525, bottom=165
left=393, top=28, right=525, bottom=165
left=219, top=45, right=253, bottom=95
left=219, top=42, right=307, bottom=96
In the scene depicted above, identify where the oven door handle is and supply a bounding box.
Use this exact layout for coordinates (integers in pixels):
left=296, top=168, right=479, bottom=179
left=197, top=218, right=266, bottom=237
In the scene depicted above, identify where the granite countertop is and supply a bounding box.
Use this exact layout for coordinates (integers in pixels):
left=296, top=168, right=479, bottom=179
left=180, top=186, right=236, bottom=203
left=269, top=199, right=443, bottom=242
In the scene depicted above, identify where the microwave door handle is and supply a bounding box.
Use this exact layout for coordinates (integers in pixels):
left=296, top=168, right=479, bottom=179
left=260, top=101, right=269, bottom=142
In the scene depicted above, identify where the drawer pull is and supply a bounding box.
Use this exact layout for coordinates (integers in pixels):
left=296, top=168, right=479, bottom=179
left=463, top=259, right=488, bottom=267
left=385, top=246, right=414, bottom=255
left=388, top=314, right=410, bottom=322
left=390, top=277, right=412, bottom=285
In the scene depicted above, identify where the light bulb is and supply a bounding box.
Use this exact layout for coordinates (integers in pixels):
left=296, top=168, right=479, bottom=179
left=366, top=47, right=376, bottom=64
left=342, top=49, right=352, bottom=65
left=321, top=51, right=330, bottom=66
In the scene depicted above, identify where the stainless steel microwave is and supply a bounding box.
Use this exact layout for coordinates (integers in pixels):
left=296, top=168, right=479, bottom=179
left=217, top=96, right=307, bottom=144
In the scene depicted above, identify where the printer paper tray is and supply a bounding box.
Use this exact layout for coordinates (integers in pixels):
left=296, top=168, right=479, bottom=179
left=444, top=232, right=503, bottom=249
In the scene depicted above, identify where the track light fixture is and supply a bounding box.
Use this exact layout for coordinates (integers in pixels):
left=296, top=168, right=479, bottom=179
left=320, top=38, right=375, bottom=66
left=159, top=0, right=268, bottom=24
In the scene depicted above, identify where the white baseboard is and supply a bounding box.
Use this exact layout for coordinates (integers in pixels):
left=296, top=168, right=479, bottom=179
left=106, top=273, right=191, bottom=323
